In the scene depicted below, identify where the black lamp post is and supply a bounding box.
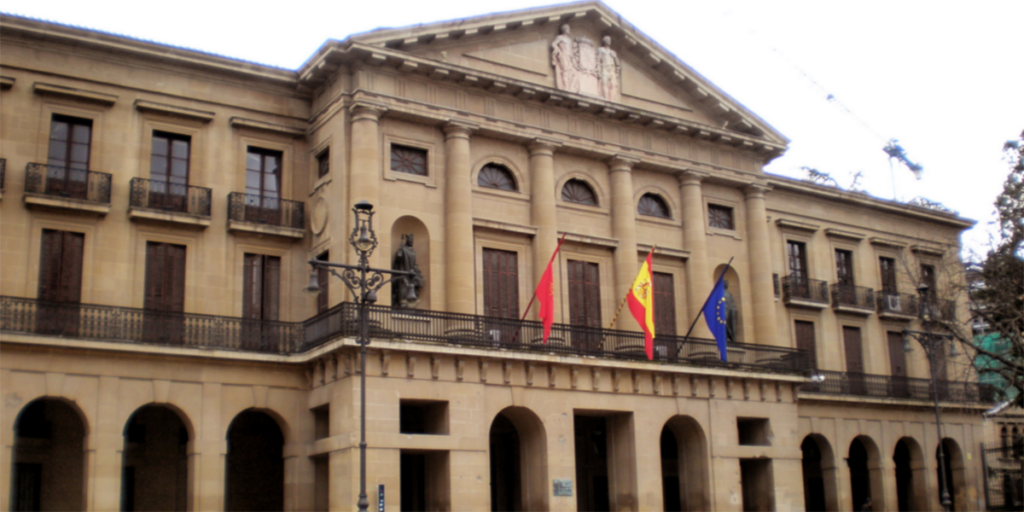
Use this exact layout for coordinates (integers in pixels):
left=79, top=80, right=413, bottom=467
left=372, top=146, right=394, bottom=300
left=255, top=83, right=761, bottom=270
left=903, top=282, right=956, bottom=512
left=306, top=201, right=414, bottom=512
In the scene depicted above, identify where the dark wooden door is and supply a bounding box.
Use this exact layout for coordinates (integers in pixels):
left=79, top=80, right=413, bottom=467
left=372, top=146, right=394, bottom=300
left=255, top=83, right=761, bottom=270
left=37, top=229, right=84, bottom=335
left=888, top=331, right=909, bottom=397
left=144, top=242, right=186, bottom=345
left=567, top=260, right=601, bottom=350
left=243, top=254, right=281, bottom=351
left=795, top=321, right=818, bottom=374
left=787, top=241, right=809, bottom=296
left=46, top=115, right=91, bottom=199
left=836, top=249, right=855, bottom=303
left=482, top=249, right=519, bottom=319
left=652, top=272, right=676, bottom=359
left=843, top=326, right=865, bottom=394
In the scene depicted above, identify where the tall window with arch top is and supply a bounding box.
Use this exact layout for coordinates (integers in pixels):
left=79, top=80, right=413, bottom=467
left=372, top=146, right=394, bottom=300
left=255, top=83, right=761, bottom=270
left=561, top=179, right=597, bottom=206
left=478, top=163, right=517, bottom=191
left=637, top=193, right=670, bottom=219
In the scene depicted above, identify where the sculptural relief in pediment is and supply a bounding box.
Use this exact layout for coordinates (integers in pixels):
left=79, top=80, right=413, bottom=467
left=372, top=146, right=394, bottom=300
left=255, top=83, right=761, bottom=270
left=551, top=24, right=620, bottom=102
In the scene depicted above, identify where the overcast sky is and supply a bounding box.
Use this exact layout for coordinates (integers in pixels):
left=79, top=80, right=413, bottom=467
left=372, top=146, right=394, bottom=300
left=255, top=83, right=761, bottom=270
left=5, top=0, right=1022, bottom=254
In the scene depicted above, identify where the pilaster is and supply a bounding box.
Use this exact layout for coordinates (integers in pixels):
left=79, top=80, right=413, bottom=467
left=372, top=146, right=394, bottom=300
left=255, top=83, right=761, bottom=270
left=529, top=139, right=562, bottom=322
left=349, top=101, right=387, bottom=268
left=679, top=170, right=712, bottom=337
left=744, top=184, right=781, bottom=346
left=443, top=121, right=477, bottom=314
left=609, top=155, right=641, bottom=331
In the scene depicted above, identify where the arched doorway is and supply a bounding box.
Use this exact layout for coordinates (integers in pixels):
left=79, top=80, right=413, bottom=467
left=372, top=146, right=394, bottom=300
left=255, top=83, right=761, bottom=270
left=225, top=409, right=284, bottom=511
left=488, top=407, right=547, bottom=511
left=121, top=405, right=190, bottom=511
left=849, top=436, right=882, bottom=512
left=660, top=416, right=709, bottom=511
left=11, top=398, right=86, bottom=511
left=801, top=435, right=835, bottom=511
left=937, top=438, right=966, bottom=512
left=893, top=437, right=925, bottom=512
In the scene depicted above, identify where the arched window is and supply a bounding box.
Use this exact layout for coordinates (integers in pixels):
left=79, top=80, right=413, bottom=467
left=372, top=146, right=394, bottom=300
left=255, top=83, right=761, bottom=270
left=638, top=193, right=670, bottom=219
left=478, top=163, right=517, bottom=191
left=561, top=179, right=597, bottom=206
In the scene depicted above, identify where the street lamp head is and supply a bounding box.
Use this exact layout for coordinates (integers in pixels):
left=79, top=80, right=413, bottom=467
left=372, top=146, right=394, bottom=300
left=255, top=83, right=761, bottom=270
left=902, top=330, right=914, bottom=353
left=350, top=202, right=378, bottom=256
left=917, top=282, right=930, bottom=297
left=363, top=288, right=378, bottom=304
left=306, top=268, right=321, bottom=294
left=354, top=200, right=374, bottom=212
left=354, top=224, right=374, bottom=252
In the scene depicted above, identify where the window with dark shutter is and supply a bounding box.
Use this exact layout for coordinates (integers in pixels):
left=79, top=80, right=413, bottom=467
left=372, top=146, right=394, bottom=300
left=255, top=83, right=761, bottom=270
left=483, top=249, right=519, bottom=319
left=478, top=164, right=516, bottom=191
left=561, top=179, right=597, bottom=206
left=843, top=326, right=865, bottom=393
left=567, top=260, right=602, bottom=348
left=46, top=115, right=92, bottom=199
left=243, top=254, right=282, bottom=351
left=37, top=229, right=85, bottom=335
left=390, top=144, right=427, bottom=176
left=637, top=193, right=670, bottom=219
left=888, top=331, right=908, bottom=397
left=150, top=132, right=191, bottom=211
left=794, top=321, right=817, bottom=369
left=708, top=204, right=734, bottom=230
left=787, top=241, right=809, bottom=293
left=652, top=272, right=676, bottom=337
left=144, top=242, right=186, bottom=345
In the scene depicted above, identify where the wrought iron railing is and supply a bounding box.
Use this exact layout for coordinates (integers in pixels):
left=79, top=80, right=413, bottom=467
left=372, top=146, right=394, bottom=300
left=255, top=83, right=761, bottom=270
left=25, top=163, right=112, bottom=203
left=0, top=296, right=299, bottom=354
left=782, top=276, right=830, bottom=305
left=130, top=178, right=211, bottom=217
left=228, top=192, right=304, bottom=230
left=981, top=441, right=1024, bottom=511
left=876, top=292, right=919, bottom=316
left=800, top=370, right=997, bottom=404
left=831, top=283, right=875, bottom=310
left=303, top=302, right=813, bottom=372
left=922, top=298, right=958, bottom=322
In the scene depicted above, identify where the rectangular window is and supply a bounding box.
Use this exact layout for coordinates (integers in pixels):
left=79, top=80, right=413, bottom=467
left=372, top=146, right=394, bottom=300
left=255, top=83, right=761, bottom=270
left=390, top=144, right=428, bottom=176
left=794, top=320, right=817, bottom=368
left=150, top=131, right=191, bottom=211
left=316, top=251, right=329, bottom=314
left=653, top=272, right=676, bottom=338
left=879, top=257, right=897, bottom=294
left=144, top=242, right=186, bottom=344
left=316, top=148, right=330, bottom=179
left=38, top=229, right=85, bottom=336
left=243, top=254, right=281, bottom=351
left=708, top=204, right=735, bottom=230
left=245, top=147, right=283, bottom=223
left=787, top=241, right=809, bottom=299
left=835, top=250, right=854, bottom=286
left=482, top=249, right=519, bottom=320
left=46, top=115, right=93, bottom=199
left=920, top=264, right=936, bottom=297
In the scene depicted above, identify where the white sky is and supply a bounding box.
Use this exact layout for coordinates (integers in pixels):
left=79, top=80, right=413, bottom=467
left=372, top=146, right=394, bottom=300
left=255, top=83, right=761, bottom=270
left=5, top=0, right=1022, bottom=254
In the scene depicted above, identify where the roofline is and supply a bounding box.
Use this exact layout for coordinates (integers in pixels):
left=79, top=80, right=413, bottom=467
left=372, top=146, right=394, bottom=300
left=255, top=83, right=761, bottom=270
left=767, top=174, right=977, bottom=230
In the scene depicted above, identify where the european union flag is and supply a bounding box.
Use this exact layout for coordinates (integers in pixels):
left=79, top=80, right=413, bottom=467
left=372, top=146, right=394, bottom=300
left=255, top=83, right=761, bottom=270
left=702, top=273, right=729, bottom=362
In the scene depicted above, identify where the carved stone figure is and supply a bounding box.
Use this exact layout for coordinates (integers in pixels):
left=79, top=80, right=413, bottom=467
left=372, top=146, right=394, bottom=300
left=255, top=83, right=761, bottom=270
left=551, top=24, right=579, bottom=93
left=724, top=280, right=739, bottom=343
left=551, top=26, right=621, bottom=102
left=597, top=36, right=621, bottom=102
left=392, top=234, right=424, bottom=308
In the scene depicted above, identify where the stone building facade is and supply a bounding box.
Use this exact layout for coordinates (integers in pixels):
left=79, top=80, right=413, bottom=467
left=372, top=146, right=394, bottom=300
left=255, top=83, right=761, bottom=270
left=0, top=2, right=994, bottom=511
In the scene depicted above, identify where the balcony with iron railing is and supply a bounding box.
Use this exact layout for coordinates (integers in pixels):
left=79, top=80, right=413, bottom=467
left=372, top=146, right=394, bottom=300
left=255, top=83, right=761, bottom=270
left=876, top=291, right=919, bottom=321
left=23, top=162, right=112, bottom=215
left=227, top=192, right=304, bottom=239
left=129, top=178, right=212, bottom=227
left=1, top=296, right=813, bottom=374
left=782, top=276, right=831, bottom=309
left=830, top=283, right=875, bottom=315
left=922, top=298, right=958, bottom=322
left=800, top=370, right=997, bottom=404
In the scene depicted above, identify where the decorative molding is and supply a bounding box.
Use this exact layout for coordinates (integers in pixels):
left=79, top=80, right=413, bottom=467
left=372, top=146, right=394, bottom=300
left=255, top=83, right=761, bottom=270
left=653, top=373, right=662, bottom=395
left=870, top=237, right=907, bottom=249
left=33, top=82, right=117, bottom=105
left=760, top=381, right=767, bottom=401
left=824, top=228, right=866, bottom=241
left=503, top=361, right=512, bottom=384
left=637, top=244, right=689, bottom=261
left=472, top=218, right=538, bottom=237
left=455, top=358, right=466, bottom=381
left=632, top=371, right=641, bottom=393
left=380, top=352, right=390, bottom=377
left=775, top=218, right=820, bottom=233
left=559, top=231, right=619, bottom=249
left=430, top=355, right=441, bottom=380
left=592, top=368, right=601, bottom=391
left=777, top=382, right=783, bottom=402
left=479, top=360, right=489, bottom=383
left=229, top=117, right=306, bottom=137
left=911, top=244, right=946, bottom=257
left=134, top=100, right=215, bottom=122
left=571, top=367, right=580, bottom=389
left=548, top=365, right=557, bottom=387
left=0, top=76, right=15, bottom=89
left=407, top=355, right=416, bottom=378
left=690, top=375, right=697, bottom=397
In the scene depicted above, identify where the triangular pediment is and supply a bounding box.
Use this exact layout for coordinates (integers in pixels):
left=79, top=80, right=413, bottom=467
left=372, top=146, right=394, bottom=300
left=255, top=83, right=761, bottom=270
left=322, top=1, right=785, bottom=144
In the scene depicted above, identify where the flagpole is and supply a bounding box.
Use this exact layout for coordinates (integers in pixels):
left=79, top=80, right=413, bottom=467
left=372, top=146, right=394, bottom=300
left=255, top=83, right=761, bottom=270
left=681, top=257, right=734, bottom=339
left=510, top=233, right=567, bottom=343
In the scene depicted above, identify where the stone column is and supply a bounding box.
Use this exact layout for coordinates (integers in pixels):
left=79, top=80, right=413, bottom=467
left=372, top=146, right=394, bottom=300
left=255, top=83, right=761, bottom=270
left=443, top=122, right=477, bottom=314
left=679, top=171, right=712, bottom=337
left=87, top=376, right=123, bottom=512
left=349, top=102, right=385, bottom=267
left=744, top=185, right=780, bottom=345
left=609, top=156, right=641, bottom=330
left=529, top=139, right=562, bottom=321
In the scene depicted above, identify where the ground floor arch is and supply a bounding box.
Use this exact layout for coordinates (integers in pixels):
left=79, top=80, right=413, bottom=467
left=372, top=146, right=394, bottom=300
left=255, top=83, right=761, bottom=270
left=660, top=415, right=709, bottom=511
left=488, top=406, right=548, bottom=511
left=120, top=404, right=190, bottom=511
left=937, top=437, right=967, bottom=511
left=893, top=437, right=926, bottom=512
left=801, top=434, right=838, bottom=511
left=848, top=436, right=884, bottom=512
left=225, top=409, right=285, bottom=511
left=11, top=398, right=86, bottom=511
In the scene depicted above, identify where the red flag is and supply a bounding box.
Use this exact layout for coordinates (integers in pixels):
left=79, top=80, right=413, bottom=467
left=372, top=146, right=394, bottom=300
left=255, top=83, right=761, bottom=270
left=535, top=234, right=567, bottom=344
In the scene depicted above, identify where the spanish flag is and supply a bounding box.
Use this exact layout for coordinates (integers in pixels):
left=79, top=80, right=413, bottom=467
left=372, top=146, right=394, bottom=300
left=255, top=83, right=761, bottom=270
left=626, top=249, right=656, bottom=360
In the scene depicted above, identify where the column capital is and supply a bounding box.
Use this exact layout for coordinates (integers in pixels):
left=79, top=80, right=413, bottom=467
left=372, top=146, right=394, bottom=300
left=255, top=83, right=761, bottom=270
left=349, top=101, right=387, bottom=121
left=608, top=154, right=640, bottom=173
left=676, top=169, right=709, bottom=187
left=744, top=183, right=773, bottom=199
left=443, top=120, right=478, bottom=139
left=528, top=138, right=562, bottom=156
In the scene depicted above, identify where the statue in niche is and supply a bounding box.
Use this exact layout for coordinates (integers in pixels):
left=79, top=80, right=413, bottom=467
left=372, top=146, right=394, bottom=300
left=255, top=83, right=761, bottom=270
left=551, top=24, right=579, bottom=93
left=724, top=280, right=739, bottom=343
left=392, top=234, right=424, bottom=308
left=596, top=35, right=621, bottom=102
left=550, top=25, right=621, bottom=102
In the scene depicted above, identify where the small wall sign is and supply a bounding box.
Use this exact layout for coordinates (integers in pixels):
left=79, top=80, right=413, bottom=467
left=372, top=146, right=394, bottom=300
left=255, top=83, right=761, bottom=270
left=553, top=479, right=573, bottom=497
left=378, top=484, right=385, bottom=512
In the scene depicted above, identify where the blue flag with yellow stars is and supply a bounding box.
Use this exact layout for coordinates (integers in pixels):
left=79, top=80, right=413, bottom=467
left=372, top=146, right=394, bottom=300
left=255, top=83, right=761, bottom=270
left=702, top=273, right=729, bottom=362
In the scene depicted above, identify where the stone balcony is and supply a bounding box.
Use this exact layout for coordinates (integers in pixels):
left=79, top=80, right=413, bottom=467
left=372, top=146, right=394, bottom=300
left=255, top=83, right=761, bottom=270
left=23, top=162, right=111, bottom=215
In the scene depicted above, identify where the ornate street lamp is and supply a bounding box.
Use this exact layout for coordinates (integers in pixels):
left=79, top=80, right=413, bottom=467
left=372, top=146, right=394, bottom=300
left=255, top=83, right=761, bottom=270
left=306, top=200, right=415, bottom=512
left=903, top=282, right=957, bottom=512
